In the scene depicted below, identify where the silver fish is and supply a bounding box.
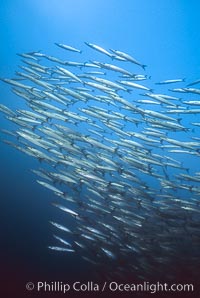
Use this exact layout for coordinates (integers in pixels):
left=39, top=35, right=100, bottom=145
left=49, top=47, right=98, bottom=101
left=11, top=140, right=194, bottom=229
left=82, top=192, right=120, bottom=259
left=55, top=43, right=82, bottom=53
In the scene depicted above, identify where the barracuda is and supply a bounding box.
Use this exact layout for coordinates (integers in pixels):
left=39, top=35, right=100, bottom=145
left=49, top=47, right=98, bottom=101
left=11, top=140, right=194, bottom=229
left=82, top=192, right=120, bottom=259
left=0, top=41, right=200, bottom=282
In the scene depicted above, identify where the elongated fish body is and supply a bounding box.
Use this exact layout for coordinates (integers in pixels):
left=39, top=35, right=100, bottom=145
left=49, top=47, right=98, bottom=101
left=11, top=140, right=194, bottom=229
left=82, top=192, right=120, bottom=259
left=146, top=119, right=187, bottom=131
left=21, top=59, right=49, bottom=71
left=0, top=104, right=16, bottom=116
left=191, top=122, right=200, bottom=127
left=155, top=79, right=185, bottom=84
left=143, top=109, right=178, bottom=121
left=155, top=94, right=181, bottom=100
left=53, top=235, right=72, bottom=247
left=186, top=79, right=200, bottom=87
left=183, top=100, right=200, bottom=106
left=17, top=52, right=39, bottom=61
left=167, top=109, right=200, bottom=114
left=42, top=91, right=69, bottom=105
left=48, top=246, right=75, bottom=252
left=85, top=42, right=113, bottom=58
left=49, top=221, right=72, bottom=233
left=110, top=49, right=146, bottom=70
left=19, top=65, right=42, bottom=78
left=57, top=86, right=85, bottom=100
left=55, top=66, right=82, bottom=83
left=36, top=180, right=64, bottom=195
left=43, top=55, right=66, bottom=65
left=91, top=61, right=135, bottom=77
left=28, top=77, right=54, bottom=90
left=83, top=81, right=115, bottom=93
left=118, top=80, right=153, bottom=91
left=182, top=87, right=200, bottom=95
left=149, top=94, right=177, bottom=107
left=87, top=76, right=127, bottom=91
left=137, top=99, right=160, bottom=105
left=55, top=43, right=81, bottom=53
left=0, top=78, right=34, bottom=90
left=52, top=203, right=78, bottom=217
left=16, top=116, right=41, bottom=125
left=168, top=88, right=187, bottom=93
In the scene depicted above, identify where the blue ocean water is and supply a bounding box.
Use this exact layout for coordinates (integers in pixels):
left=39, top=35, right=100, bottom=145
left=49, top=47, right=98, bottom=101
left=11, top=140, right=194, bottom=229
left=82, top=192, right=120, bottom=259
left=1, top=1, right=200, bottom=297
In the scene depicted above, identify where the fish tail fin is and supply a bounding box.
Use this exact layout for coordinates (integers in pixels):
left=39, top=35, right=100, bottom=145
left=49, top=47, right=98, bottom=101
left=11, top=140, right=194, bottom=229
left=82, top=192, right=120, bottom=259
left=114, top=147, right=121, bottom=156
left=31, top=87, right=36, bottom=92
left=196, top=149, right=200, bottom=154
left=142, top=65, right=147, bottom=71
left=41, top=120, right=46, bottom=126
left=177, top=118, right=182, bottom=123
left=31, top=125, right=37, bottom=131
left=83, top=61, right=89, bottom=67
left=50, top=71, right=55, bottom=78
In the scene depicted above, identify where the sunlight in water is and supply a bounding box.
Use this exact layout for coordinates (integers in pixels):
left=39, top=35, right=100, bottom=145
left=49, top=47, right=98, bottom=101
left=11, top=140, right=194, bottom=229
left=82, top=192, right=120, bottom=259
left=32, top=0, right=103, bottom=20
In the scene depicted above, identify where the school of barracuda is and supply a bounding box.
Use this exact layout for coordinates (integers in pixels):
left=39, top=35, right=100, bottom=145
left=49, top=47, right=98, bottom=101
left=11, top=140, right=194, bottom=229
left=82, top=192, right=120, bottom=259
left=1, top=42, right=200, bottom=281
